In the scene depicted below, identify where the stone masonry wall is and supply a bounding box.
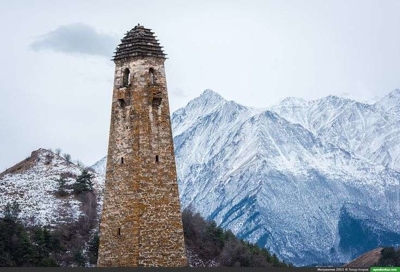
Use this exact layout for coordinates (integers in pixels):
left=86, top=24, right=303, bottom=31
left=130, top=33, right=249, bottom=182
left=97, top=56, right=187, bottom=267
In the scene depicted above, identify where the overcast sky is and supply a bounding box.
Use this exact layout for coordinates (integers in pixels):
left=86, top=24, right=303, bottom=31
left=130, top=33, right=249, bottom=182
left=1, top=0, right=400, bottom=171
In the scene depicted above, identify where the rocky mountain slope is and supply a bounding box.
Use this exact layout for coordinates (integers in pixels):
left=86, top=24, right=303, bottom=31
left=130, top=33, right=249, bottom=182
left=344, top=247, right=383, bottom=268
left=272, top=89, right=400, bottom=172
left=0, top=149, right=104, bottom=227
left=169, top=90, right=400, bottom=266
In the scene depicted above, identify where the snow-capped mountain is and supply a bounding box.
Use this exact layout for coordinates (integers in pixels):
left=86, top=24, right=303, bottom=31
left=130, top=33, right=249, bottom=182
left=90, top=156, right=107, bottom=177
left=375, top=89, right=400, bottom=116
left=0, top=149, right=104, bottom=227
left=2, top=89, right=399, bottom=266
left=272, top=89, right=400, bottom=172
left=171, top=90, right=400, bottom=265
left=91, top=89, right=400, bottom=265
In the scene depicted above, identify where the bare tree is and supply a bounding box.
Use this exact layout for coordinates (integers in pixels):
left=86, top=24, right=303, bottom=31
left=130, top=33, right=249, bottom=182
left=75, top=160, right=84, bottom=169
left=63, top=153, right=71, bottom=162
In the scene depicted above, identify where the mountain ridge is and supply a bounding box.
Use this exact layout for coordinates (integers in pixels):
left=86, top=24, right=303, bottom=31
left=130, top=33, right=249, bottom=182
left=90, top=89, right=400, bottom=265
left=171, top=89, right=400, bottom=265
left=1, top=89, right=399, bottom=266
left=272, top=90, right=400, bottom=171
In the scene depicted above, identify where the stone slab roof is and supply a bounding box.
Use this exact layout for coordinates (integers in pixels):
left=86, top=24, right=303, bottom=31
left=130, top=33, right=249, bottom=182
left=113, top=24, right=166, bottom=61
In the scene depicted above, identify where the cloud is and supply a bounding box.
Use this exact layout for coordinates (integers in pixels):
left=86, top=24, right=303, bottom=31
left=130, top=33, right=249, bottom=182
left=30, top=23, right=118, bottom=57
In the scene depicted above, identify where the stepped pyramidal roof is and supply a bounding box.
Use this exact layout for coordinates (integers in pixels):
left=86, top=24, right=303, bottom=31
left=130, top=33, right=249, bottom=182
left=112, top=24, right=166, bottom=61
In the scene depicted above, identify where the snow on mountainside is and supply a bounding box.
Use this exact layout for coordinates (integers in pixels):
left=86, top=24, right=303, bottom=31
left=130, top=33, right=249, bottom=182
left=171, top=89, right=256, bottom=136
left=90, top=156, right=107, bottom=177
left=375, top=89, right=400, bottom=115
left=170, top=90, right=400, bottom=265
left=90, top=89, right=400, bottom=265
left=272, top=90, right=400, bottom=172
left=2, top=89, right=399, bottom=266
left=0, top=149, right=104, bottom=227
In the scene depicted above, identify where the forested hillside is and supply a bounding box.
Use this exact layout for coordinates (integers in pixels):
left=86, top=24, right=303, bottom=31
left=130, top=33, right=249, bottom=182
left=0, top=202, right=288, bottom=267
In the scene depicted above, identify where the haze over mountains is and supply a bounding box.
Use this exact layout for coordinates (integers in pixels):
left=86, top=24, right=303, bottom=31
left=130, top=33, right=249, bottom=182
left=1, top=89, right=400, bottom=266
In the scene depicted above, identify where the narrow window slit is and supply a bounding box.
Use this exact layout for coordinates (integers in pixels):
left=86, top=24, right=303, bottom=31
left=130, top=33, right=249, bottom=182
left=121, top=157, right=124, bottom=164
left=156, top=155, right=159, bottom=162
left=118, top=99, right=126, bottom=108
left=149, top=68, right=155, bottom=85
left=118, top=228, right=121, bottom=235
left=123, top=68, right=130, bottom=87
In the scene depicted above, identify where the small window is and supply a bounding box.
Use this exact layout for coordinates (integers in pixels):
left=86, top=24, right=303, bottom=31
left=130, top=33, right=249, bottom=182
left=149, top=68, right=155, bottom=85
left=156, top=155, right=159, bottom=162
left=118, top=99, right=126, bottom=108
left=121, top=157, right=124, bottom=164
left=152, top=97, right=162, bottom=106
left=118, top=228, right=121, bottom=235
left=123, top=68, right=130, bottom=87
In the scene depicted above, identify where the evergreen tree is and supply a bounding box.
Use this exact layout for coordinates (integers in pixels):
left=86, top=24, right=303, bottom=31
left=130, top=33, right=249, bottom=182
left=87, top=232, right=99, bottom=265
left=377, top=247, right=400, bottom=266
left=0, top=203, right=61, bottom=267
left=73, top=250, right=86, bottom=267
left=73, top=169, right=94, bottom=194
left=56, top=176, right=68, bottom=197
left=181, top=208, right=289, bottom=267
left=4, top=201, right=21, bottom=221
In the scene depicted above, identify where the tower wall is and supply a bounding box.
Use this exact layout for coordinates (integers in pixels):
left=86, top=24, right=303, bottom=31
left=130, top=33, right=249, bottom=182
left=97, top=56, right=187, bottom=267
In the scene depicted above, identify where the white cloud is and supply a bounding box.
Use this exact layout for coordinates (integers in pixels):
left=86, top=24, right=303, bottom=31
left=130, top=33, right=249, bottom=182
left=30, top=23, right=118, bottom=57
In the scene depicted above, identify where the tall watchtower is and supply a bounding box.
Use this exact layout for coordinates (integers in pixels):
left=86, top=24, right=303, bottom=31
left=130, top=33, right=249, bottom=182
left=97, top=25, right=187, bottom=267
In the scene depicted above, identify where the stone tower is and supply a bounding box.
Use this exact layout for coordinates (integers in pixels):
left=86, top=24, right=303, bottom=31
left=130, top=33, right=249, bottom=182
left=97, top=25, right=187, bottom=267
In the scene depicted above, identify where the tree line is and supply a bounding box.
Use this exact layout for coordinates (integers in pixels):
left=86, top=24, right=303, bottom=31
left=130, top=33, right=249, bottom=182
left=0, top=169, right=98, bottom=267
left=377, top=247, right=400, bottom=266
left=181, top=208, right=290, bottom=267
left=1, top=166, right=290, bottom=267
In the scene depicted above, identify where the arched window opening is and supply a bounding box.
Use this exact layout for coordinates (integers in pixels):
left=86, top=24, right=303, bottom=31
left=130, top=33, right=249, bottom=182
left=118, top=99, right=126, bottom=108
left=121, top=157, right=124, bottom=164
left=123, top=68, right=130, bottom=87
left=156, top=155, right=159, bottom=162
left=149, top=68, right=155, bottom=85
